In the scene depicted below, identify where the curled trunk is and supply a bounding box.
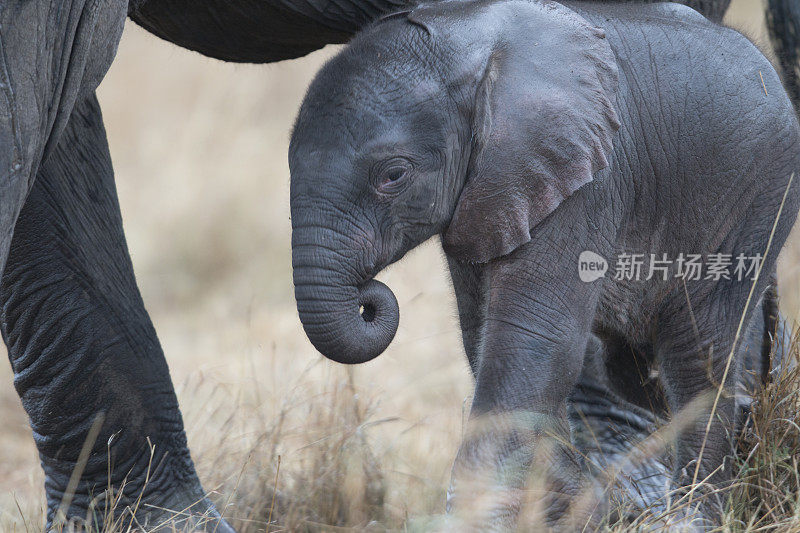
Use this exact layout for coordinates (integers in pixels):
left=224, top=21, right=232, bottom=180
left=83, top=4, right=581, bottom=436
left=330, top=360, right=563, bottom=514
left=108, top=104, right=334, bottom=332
left=292, top=227, right=399, bottom=364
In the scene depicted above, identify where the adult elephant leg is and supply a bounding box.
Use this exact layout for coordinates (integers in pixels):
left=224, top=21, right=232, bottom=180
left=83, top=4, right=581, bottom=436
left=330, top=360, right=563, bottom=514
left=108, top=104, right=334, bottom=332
left=447, top=242, right=604, bottom=531
left=682, top=0, right=731, bottom=22
left=767, top=0, right=800, bottom=108
left=0, top=0, right=127, bottom=277
left=0, top=94, right=233, bottom=532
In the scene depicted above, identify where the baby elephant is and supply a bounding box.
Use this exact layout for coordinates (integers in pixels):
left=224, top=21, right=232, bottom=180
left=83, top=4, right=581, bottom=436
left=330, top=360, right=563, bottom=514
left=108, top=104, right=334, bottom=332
left=289, top=0, right=799, bottom=529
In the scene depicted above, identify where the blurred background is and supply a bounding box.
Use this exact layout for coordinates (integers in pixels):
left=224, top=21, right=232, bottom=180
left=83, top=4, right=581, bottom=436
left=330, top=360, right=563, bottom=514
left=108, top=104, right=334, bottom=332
left=0, top=0, right=797, bottom=530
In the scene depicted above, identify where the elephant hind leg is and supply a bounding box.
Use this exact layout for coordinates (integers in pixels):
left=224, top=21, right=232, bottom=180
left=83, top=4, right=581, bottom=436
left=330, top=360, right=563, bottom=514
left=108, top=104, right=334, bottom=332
left=652, top=277, right=768, bottom=524
left=0, top=94, right=233, bottom=532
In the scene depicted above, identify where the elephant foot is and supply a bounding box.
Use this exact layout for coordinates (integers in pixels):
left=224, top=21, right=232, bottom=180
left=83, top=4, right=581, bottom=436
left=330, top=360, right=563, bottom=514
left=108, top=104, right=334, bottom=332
left=50, top=499, right=236, bottom=533
left=642, top=502, right=715, bottom=533
left=46, top=474, right=236, bottom=533
left=133, top=495, right=237, bottom=532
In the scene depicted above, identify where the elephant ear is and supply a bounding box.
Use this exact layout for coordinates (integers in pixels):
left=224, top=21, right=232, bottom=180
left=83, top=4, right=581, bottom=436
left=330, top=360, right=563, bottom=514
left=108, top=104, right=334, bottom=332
left=442, top=2, right=620, bottom=263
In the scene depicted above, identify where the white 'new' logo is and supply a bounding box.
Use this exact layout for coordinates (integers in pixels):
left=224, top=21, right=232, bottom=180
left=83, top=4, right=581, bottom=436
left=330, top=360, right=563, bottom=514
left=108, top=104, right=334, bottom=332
left=578, top=251, right=608, bottom=282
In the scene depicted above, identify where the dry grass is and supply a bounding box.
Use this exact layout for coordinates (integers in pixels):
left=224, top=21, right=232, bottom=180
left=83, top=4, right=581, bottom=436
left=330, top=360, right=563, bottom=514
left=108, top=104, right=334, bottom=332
left=727, top=333, right=800, bottom=531
left=26, top=329, right=800, bottom=532
left=2, top=0, right=800, bottom=531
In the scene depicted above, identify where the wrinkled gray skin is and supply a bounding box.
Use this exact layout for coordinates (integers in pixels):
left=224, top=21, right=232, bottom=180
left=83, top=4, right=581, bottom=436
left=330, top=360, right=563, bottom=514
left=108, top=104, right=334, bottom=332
left=289, top=1, right=800, bottom=529
left=1, top=0, right=796, bottom=531
left=0, top=0, right=430, bottom=530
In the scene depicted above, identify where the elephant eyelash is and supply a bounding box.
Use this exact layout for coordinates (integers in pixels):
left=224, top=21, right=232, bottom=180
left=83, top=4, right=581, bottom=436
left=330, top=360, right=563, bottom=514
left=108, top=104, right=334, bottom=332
left=382, top=167, right=407, bottom=184
left=373, top=158, right=413, bottom=194
left=376, top=171, right=410, bottom=194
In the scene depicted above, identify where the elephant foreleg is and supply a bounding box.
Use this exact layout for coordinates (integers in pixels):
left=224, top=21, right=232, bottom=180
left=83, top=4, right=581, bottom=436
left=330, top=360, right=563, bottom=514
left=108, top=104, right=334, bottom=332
left=447, top=241, right=606, bottom=530
left=0, top=94, right=233, bottom=532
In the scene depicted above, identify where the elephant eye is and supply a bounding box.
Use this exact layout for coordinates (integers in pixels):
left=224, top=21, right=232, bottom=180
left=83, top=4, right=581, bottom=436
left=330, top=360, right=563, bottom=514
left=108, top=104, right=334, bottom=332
left=383, top=167, right=406, bottom=183
left=375, top=158, right=412, bottom=194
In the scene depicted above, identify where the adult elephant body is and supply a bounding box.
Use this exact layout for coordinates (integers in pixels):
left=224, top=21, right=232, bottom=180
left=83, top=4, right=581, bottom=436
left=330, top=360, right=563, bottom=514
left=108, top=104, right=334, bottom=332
left=0, top=0, right=798, bottom=531
left=124, top=0, right=726, bottom=61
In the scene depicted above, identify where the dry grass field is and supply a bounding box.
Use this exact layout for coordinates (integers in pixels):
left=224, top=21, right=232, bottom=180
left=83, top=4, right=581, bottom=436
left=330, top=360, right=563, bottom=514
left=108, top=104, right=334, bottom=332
left=2, top=0, right=800, bottom=531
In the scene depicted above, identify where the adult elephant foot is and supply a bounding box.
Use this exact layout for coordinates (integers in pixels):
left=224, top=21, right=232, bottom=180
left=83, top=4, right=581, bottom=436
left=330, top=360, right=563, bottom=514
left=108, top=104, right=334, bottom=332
left=0, top=95, right=233, bottom=532
left=50, top=498, right=234, bottom=533
left=569, top=370, right=720, bottom=532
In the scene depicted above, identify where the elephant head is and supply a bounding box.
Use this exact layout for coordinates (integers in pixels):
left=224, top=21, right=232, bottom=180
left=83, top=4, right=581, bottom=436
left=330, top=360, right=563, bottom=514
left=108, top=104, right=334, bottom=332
left=289, top=0, right=619, bottom=364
